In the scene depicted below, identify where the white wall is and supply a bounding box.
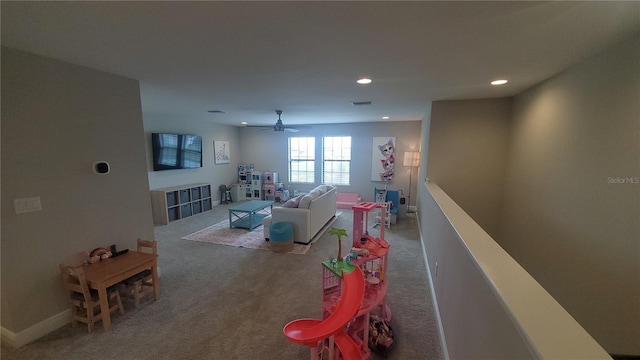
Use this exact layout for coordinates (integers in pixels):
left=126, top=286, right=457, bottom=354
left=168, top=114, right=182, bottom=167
left=1, top=48, right=154, bottom=337
left=419, top=185, right=533, bottom=359
left=143, top=113, right=241, bottom=197
left=427, top=98, right=512, bottom=238
left=418, top=37, right=639, bottom=356
left=420, top=183, right=610, bottom=359
left=239, top=121, right=422, bottom=206
left=143, top=119, right=422, bottom=205
left=499, top=36, right=640, bottom=354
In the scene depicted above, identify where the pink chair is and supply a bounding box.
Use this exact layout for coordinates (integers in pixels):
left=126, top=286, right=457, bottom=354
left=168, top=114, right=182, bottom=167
left=336, top=193, right=361, bottom=209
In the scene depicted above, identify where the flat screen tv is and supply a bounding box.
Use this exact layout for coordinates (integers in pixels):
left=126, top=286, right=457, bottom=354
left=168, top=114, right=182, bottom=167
left=151, top=133, right=203, bottom=171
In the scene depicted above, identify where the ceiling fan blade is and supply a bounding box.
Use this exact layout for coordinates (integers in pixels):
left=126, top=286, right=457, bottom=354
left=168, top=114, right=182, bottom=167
left=244, top=110, right=312, bottom=132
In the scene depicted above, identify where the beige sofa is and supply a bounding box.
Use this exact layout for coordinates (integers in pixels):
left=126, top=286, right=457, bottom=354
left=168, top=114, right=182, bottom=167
left=263, top=185, right=337, bottom=245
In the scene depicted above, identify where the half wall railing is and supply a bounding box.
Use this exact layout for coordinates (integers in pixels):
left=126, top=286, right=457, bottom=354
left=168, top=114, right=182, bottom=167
left=418, top=182, right=610, bottom=360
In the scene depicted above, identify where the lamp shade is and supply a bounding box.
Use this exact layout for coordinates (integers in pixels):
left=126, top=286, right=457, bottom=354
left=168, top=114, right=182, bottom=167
left=403, top=151, right=420, bottom=167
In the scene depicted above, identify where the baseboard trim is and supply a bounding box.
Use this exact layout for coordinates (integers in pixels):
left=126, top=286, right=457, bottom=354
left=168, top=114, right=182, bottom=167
left=416, top=209, right=450, bottom=360
left=1, top=309, right=71, bottom=348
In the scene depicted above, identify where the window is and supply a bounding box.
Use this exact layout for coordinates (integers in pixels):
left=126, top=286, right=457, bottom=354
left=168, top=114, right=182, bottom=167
left=289, top=137, right=315, bottom=183
left=322, top=136, right=351, bottom=185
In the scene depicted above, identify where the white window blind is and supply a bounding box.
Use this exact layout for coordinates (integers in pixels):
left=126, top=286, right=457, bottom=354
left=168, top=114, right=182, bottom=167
left=322, top=136, right=351, bottom=185
left=289, top=137, right=315, bottom=183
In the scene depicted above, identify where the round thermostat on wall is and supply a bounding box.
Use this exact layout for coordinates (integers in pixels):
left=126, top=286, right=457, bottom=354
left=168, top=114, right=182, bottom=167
left=93, top=161, right=110, bottom=175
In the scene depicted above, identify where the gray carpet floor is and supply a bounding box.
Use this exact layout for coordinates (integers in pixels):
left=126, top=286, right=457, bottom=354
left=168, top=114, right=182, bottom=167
left=2, top=203, right=443, bottom=360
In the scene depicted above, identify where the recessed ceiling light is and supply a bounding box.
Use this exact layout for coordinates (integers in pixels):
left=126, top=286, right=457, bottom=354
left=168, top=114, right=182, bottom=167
left=382, top=116, right=390, bottom=120
left=241, top=121, right=247, bottom=125
left=357, top=78, right=372, bottom=85
left=491, top=79, right=508, bottom=85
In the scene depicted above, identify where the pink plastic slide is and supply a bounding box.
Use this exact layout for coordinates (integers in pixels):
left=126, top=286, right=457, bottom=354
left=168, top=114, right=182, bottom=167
left=283, top=266, right=365, bottom=357
left=334, top=328, right=362, bottom=359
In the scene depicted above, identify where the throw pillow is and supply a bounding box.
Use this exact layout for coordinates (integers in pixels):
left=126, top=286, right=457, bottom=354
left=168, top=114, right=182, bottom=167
left=298, top=194, right=315, bottom=209
left=282, top=195, right=302, bottom=208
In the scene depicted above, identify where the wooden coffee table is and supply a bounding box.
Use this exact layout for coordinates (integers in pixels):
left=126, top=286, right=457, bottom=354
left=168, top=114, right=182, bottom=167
left=228, top=200, right=274, bottom=229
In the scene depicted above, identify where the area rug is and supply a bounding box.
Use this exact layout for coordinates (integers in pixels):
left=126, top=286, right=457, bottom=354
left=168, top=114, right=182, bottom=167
left=181, top=219, right=311, bottom=255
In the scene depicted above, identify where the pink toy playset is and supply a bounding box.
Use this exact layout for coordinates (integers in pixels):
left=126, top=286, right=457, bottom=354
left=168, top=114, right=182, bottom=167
left=283, top=202, right=394, bottom=359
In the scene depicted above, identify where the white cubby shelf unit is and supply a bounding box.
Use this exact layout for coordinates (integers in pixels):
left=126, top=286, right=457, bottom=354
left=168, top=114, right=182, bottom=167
left=150, top=183, right=212, bottom=225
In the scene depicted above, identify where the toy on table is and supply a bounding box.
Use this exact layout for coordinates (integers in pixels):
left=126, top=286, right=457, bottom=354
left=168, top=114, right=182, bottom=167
left=88, top=247, right=112, bottom=263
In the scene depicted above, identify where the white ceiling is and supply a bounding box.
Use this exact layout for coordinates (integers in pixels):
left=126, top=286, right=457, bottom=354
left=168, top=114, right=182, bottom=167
left=2, top=1, right=639, bottom=127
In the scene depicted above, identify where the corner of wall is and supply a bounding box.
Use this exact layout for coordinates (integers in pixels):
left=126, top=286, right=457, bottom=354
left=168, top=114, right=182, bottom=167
left=1, top=310, right=70, bottom=348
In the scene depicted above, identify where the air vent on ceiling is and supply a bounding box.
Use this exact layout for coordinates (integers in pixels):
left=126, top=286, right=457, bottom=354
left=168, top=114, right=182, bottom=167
left=351, top=101, right=373, bottom=106
left=207, top=110, right=226, bottom=114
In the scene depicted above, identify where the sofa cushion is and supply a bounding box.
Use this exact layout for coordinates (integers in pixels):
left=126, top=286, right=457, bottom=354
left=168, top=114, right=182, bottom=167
left=282, top=195, right=303, bottom=208
left=298, top=192, right=317, bottom=209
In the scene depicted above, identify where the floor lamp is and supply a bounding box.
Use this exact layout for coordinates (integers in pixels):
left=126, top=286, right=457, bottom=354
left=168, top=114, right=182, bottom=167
left=403, top=151, right=421, bottom=212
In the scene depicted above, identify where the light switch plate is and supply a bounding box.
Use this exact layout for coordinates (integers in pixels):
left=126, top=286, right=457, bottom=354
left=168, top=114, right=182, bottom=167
left=14, top=197, right=42, bottom=214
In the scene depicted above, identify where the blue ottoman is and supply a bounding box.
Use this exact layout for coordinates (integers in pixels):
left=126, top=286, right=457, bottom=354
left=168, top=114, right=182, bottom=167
left=269, top=222, right=293, bottom=253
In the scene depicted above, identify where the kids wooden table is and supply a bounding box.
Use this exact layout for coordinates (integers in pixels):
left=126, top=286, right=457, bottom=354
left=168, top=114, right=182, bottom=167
left=83, top=251, right=159, bottom=330
left=228, top=200, right=273, bottom=230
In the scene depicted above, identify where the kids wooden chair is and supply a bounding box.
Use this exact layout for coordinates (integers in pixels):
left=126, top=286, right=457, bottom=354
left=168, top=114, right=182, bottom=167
left=123, top=239, right=157, bottom=308
left=59, top=264, right=125, bottom=332
left=219, top=184, right=232, bottom=204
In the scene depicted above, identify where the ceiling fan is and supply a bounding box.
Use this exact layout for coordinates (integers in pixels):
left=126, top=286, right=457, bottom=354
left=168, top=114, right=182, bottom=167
left=248, top=110, right=311, bottom=132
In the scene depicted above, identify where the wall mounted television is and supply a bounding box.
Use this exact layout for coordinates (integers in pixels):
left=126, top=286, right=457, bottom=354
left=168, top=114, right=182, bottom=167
left=151, top=133, right=203, bottom=171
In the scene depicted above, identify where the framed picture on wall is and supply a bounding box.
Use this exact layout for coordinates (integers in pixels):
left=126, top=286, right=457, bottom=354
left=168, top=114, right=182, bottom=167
left=371, top=137, right=396, bottom=182
left=214, top=141, right=230, bottom=164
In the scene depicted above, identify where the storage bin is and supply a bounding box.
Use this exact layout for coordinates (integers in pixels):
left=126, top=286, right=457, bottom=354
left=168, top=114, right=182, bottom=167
left=269, top=222, right=293, bottom=253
